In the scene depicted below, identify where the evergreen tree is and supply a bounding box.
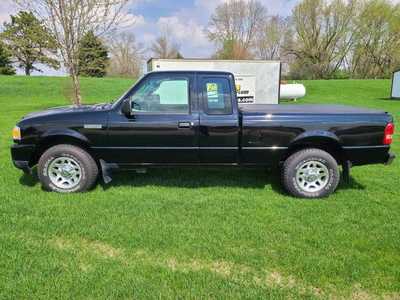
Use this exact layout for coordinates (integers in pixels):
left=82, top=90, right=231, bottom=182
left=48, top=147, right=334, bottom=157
left=78, top=31, right=109, bottom=77
left=175, top=52, right=184, bottom=59
left=0, top=42, right=15, bottom=75
left=1, top=11, right=59, bottom=76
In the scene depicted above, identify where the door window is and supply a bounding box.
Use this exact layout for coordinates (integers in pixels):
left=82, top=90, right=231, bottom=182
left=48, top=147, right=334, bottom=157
left=129, top=77, right=189, bottom=113
left=203, top=78, right=232, bottom=115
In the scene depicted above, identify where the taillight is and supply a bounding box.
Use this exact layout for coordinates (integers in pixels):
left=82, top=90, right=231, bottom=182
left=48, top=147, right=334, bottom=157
left=383, top=123, right=394, bottom=145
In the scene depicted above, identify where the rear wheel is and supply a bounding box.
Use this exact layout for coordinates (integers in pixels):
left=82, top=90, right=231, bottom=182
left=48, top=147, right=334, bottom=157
left=282, top=148, right=340, bottom=198
left=38, top=144, right=98, bottom=193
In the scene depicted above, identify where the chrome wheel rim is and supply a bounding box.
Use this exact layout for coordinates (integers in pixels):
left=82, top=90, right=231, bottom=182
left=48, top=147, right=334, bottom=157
left=295, top=160, right=329, bottom=193
left=48, top=156, right=82, bottom=189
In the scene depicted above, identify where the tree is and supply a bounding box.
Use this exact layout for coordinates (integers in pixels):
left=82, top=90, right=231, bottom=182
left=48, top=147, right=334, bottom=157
left=78, top=31, right=108, bottom=77
left=213, top=38, right=252, bottom=59
left=14, top=0, right=129, bottom=105
left=151, top=32, right=181, bottom=59
left=107, top=32, right=144, bottom=78
left=350, top=0, right=400, bottom=78
left=175, top=52, right=184, bottom=59
left=207, top=0, right=266, bottom=59
left=1, top=11, right=59, bottom=76
left=289, top=0, right=356, bottom=79
left=0, top=42, right=16, bottom=75
left=255, top=16, right=291, bottom=60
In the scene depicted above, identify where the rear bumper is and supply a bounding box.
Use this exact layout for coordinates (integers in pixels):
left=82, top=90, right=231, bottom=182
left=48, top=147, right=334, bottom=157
left=385, top=152, right=396, bottom=165
left=11, top=143, right=35, bottom=172
left=343, top=146, right=394, bottom=166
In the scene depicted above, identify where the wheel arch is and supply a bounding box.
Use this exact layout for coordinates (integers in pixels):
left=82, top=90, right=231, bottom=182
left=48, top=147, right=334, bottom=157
left=31, top=130, right=98, bottom=166
left=284, top=132, right=346, bottom=164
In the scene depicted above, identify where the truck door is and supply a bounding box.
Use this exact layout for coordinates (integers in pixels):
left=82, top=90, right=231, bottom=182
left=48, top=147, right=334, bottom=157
left=104, top=72, right=199, bottom=164
left=198, top=74, right=240, bottom=163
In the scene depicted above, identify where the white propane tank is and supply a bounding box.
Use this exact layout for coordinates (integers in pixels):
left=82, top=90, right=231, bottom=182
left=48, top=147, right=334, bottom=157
left=280, top=84, right=306, bottom=100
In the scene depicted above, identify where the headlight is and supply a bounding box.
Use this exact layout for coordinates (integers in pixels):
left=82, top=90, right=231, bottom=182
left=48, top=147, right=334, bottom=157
left=12, top=126, right=21, bottom=140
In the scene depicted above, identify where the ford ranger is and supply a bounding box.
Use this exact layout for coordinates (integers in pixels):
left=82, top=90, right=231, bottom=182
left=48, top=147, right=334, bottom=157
left=11, top=71, right=395, bottom=198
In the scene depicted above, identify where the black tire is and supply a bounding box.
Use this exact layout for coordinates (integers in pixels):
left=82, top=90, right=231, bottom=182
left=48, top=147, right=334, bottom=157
left=38, top=144, right=98, bottom=193
left=282, top=148, right=340, bottom=199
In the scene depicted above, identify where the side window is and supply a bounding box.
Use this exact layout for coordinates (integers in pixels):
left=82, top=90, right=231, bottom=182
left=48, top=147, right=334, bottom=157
left=203, top=78, right=232, bottom=115
left=129, top=77, right=189, bottom=114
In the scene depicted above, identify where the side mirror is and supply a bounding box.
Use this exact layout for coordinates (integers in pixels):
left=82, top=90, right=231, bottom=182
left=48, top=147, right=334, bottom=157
left=121, top=100, right=132, bottom=117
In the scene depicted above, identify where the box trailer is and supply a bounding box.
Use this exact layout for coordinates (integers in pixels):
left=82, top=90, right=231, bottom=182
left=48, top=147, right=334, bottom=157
left=147, top=58, right=281, bottom=104
left=391, top=69, right=400, bottom=99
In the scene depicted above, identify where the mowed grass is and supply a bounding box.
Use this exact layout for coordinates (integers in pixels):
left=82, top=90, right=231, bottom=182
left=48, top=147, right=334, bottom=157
left=0, top=76, right=399, bottom=299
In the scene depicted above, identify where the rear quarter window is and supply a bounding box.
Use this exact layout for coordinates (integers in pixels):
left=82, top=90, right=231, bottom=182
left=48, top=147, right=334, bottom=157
left=203, top=78, right=232, bottom=115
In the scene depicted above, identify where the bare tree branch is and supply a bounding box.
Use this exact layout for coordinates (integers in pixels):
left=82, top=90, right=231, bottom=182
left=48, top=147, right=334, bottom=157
left=207, top=0, right=266, bottom=59
left=289, top=0, right=355, bottom=79
left=150, top=27, right=181, bottom=59
left=14, top=0, right=129, bottom=105
left=107, top=32, right=144, bottom=78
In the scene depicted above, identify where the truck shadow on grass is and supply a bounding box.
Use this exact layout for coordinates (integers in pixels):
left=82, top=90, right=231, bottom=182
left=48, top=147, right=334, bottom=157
left=103, top=167, right=270, bottom=189
left=19, top=171, right=39, bottom=187
left=338, top=175, right=365, bottom=190
left=378, top=97, right=397, bottom=101
left=18, top=167, right=365, bottom=193
left=100, top=167, right=366, bottom=193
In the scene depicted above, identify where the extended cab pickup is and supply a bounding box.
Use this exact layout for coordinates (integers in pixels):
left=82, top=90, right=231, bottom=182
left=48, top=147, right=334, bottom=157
left=11, top=71, right=395, bottom=198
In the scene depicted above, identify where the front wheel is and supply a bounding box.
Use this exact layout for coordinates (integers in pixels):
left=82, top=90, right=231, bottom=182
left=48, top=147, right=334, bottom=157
left=38, top=144, right=98, bottom=193
left=282, top=148, right=340, bottom=198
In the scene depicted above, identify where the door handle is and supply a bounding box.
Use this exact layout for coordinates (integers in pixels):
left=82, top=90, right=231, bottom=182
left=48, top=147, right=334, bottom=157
left=178, top=121, right=193, bottom=128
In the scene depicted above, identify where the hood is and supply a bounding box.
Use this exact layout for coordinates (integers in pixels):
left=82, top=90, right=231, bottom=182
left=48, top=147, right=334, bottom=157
left=22, top=103, right=112, bottom=120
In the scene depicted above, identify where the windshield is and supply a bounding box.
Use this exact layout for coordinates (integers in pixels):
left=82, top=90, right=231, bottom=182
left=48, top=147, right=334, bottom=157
left=111, top=73, right=147, bottom=109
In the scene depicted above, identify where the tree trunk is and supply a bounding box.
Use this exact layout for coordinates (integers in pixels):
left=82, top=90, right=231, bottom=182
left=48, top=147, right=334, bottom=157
left=25, top=66, right=31, bottom=76
left=70, top=67, right=82, bottom=106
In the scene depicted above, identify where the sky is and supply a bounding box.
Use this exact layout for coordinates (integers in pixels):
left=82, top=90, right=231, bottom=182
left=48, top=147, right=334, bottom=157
left=0, top=0, right=298, bottom=75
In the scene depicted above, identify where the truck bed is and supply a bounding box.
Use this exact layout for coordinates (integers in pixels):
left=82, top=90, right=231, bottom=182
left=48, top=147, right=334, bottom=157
left=238, top=103, right=392, bottom=166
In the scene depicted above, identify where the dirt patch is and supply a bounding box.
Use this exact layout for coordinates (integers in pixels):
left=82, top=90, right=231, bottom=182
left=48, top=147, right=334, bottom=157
left=165, top=258, right=234, bottom=277
left=351, top=291, right=374, bottom=300
left=383, top=294, right=400, bottom=300
left=49, top=238, right=334, bottom=299
left=50, top=237, right=122, bottom=259
left=79, top=262, right=92, bottom=272
left=266, top=271, right=296, bottom=288
left=81, top=239, right=122, bottom=259
left=52, top=237, right=74, bottom=250
left=134, top=251, right=234, bottom=277
left=49, top=237, right=397, bottom=299
left=209, top=260, right=234, bottom=277
left=329, top=284, right=400, bottom=300
left=349, top=285, right=400, bottom=300
left=252, top=270, right=322, bottom=298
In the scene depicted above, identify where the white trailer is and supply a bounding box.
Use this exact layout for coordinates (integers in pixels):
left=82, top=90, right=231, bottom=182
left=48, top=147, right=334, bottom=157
left=391, top=69, right=400, bottom=99
left=147, top=58, right=281, bottom=104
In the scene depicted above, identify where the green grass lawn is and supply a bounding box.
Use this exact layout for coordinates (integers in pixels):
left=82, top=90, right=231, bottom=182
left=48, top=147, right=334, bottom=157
left=0, top=76, right=399, bottom=299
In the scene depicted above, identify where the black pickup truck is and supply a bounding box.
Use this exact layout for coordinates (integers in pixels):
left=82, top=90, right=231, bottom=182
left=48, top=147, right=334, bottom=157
left=11, top=71, right=395, bottom=198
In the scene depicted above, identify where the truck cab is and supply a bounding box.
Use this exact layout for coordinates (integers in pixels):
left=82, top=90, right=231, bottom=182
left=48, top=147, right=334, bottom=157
left=105, top=71, right=240, bottom=166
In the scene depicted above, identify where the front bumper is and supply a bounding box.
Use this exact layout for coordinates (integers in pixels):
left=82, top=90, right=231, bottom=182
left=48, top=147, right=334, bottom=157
left=11, top=143, right=36, bottom=172
left=385, top=152, right=396, bottom=165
